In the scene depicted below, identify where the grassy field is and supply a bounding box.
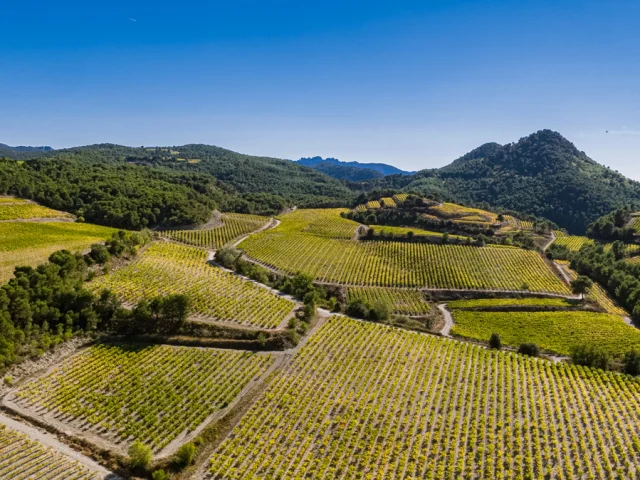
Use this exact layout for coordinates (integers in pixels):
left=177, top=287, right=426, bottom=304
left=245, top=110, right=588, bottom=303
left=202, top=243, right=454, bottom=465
left=346, top=287, right=432, bottom=315
left=0, top=201, right=72, bottom=220
left=208, top=316, right=640, bottom=479
left=162, top=213, right=270, bottom=249
left=0, top=423, right=101, bottom=479
left=451, top=310, right=640, bottom=356
left=242, top=210, right=569, bottom=293
left=12, top=344, right=273, bottom=452
left=0, top=222, right=117, bottom=283
left=447, top=297, right=575, bottom=309
left=89, top=242, right=296, bottom=328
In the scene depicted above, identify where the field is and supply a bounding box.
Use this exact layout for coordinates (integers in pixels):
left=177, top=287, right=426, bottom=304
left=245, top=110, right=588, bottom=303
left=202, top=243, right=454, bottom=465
left=451, top=310, right=640, bottom=356
left=242, top=214, right=570, bottom=293
left=162, top=213, right=270, bottom=249
left=551, top=235, right=593, bottom=251
left=89, top=242, right=296, bottom=329
left=10, top=344, right=273, bottom=453
left=346, top=287, right=432, bottom=315
left=0, top=201, right=72, bottom=221
left=0, top=222, right=117, bottom=283
left=447, top=297, right=574, bottom=309
left=368, top=225, right=466, bottom=240
left=429, top=202, right=497, bottom=224
left=207, top=316, right=640, bottom=479
left=631, top=217, right=640, bottom=233
left=0, top=423, right=101, bottom=479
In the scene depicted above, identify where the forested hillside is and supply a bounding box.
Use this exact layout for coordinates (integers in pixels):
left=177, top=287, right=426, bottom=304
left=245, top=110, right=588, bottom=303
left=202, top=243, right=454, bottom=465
left=366, top=130, right=640, bottom=233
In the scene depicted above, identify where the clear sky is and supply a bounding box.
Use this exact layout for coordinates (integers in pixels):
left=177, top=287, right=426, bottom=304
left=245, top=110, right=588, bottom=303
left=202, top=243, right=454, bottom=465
left=2, top=0, right=639, bottom=177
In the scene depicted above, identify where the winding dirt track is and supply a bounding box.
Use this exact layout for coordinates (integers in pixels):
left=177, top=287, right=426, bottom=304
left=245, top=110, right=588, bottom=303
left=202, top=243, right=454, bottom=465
left=437, top=304, right=454, bottom=337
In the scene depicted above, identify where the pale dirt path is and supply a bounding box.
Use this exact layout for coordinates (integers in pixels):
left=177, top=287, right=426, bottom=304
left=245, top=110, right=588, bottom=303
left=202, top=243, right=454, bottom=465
left=542, top=230, right=556, bottom=251
left=0, top=412, right=118, bottom=479
left=437, top=303, right=454, bottom=337
left=232, top=217, right=279, bottom=248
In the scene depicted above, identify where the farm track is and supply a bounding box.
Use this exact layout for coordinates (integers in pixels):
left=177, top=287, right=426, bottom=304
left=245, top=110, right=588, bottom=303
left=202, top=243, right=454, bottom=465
left=437, top=304, right=454, bottom=337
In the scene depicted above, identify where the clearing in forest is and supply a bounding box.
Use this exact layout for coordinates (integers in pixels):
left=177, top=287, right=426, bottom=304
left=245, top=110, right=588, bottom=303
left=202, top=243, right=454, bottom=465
left=242, top=210, right=569, bottom=293
left=8, top=344, right=273, bottom=454
left=451, top=310, right=640, bottom=356
left=0, top=423, right=102, bottom=479
left=0, top=222, right=117, bottom=283
left=89, top=242, right=296, bottom=329
left=163, top=213, right=270, bottom=249
left=206, top=316, right=640, bottom=479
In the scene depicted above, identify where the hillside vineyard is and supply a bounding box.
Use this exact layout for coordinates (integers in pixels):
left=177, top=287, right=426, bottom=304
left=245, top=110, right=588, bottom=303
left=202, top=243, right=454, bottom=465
left=207, top=316, right=640, bottom=479
left=90, top=242, right=296, bottom=328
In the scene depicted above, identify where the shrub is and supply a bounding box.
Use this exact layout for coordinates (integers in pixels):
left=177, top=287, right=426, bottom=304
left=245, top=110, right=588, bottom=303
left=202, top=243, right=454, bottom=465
left=152, top=470, right=170, bottom=480
left=518, top=343, right=540, bottom=357
left=624, top=350, right=640, bottom=376
left=369, top=298, right=391, bottom=321
left=175, top=441, right=197, bottom=467
left=346, top=300, right=370, bottom=320
left=128, top=440, right=152, bottom=469
left=489, top=333, right=502, bottom=350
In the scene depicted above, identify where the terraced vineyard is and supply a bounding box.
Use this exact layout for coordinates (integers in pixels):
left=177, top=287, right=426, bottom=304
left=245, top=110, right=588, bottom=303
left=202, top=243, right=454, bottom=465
left=0, top=222, right=117, bottom=283
left=163, top=213, right=270, bottom=249
left=0, top=200, right=72, bottom=221
left=90, top=242, right=295, bottom=328
left=552, top=235, right=594, bottom=251
left=11, top=344, right=273, bottom=452
left=451, top=310, right=640, bottom=356
left=0, top=423, right=101, bottom=479
left=447, top=297, right=574, bottom=309
left=346, top=287, right=432, bottom=315
left=368, top=225, right=466, bottom=240
left=207, top=316, right=640, bottom=479
left=243, top=225, right=570, bottom=293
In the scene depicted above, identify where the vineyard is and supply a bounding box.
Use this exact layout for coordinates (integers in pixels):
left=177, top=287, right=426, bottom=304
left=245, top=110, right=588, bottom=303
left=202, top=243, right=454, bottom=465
left=451, top=310, right=640, bottom=356
left=368, top=225, right=466, bottom=240
left=0, top=423, right=101, bottom=479
left=0, top=200, right=72, bottom=221
left=11, top=344, right=273, bottom=453
left=346, top=287, right=432, bottom=315
left=447, top=297, right=574, bottom=309
left=89, top=242, right=296, bottom=328
left=162, top=213, right=270, bottom=249
left=242, top=219, right=570, bottom=293
left=0, top=222, right=117, bottom=283
left=552, top=235, right=594, bottom=251
left=207, top=316, right=640, bottom=479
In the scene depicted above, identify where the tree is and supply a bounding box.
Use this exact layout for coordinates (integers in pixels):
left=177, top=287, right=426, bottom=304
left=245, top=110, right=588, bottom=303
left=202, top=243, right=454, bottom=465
left=571, top=275, right=593, bottom=303
left=346, top=300, right=370, bottom=320
left=611, top=240, right=626, bottom=261
left=489, top=333, right=502, bottom=350
left=88, top=244, right=111, bottom=264
left=571, top=344, right=610, bottom=370
left=624, top=350, right=640, bottom=376
left=175, top=442, right=196, bottom=467
left=442, top=232, right=449, bottom=245
left=128, top=440, right=152, bottom=469
left=369, top=298, right=391, bottom=321
left=518, top=343, right=540, bottom=357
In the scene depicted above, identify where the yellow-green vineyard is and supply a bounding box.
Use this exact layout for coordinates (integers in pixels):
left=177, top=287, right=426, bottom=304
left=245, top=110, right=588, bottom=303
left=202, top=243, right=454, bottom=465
left=346, top=287, right=432, bottom=315
left=0, top=424, right=101, bottom=479
left=243, top=232, right=569, bottom=293
left=0, top=200, right=72, bottom=221
left=207, top=316, right=640, bottom=479
left=12, top=344, right=273, bottom=452
left=162, top=213, right=270, bottom=249
left=90, top=242, right=296, bottom=328
left=0, top=222, right=117, bottom=283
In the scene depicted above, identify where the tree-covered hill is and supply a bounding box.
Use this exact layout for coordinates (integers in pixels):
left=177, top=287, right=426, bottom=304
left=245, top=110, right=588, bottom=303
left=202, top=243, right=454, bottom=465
left=300, top=160, right=384, bottom=181
left=297, top=156, right=411, bottom=176
left=367, top=130, right=640, bottom=233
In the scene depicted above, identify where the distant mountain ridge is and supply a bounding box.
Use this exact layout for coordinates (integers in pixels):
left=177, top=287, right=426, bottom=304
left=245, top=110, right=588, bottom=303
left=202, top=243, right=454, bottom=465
left=297, top=156, right=413, bottom=177
left=0, top=143, right=54, bottom=152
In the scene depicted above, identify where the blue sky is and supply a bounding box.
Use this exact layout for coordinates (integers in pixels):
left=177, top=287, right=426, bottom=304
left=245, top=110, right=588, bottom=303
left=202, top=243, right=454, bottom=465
left=2, top=0, right=639, bottom=177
